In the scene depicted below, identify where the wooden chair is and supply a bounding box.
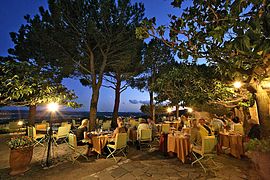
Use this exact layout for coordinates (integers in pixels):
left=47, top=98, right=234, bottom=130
left=106, top=133, right=128, bottom=162
left=68, top=133, right=88, bottom=163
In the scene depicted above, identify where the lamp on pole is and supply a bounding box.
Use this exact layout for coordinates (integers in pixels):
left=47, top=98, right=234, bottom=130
left=45, top=102, right=58, bottom=167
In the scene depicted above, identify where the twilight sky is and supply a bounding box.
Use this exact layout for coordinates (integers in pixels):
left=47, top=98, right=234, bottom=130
left=0, top=0, right=190, bottom=112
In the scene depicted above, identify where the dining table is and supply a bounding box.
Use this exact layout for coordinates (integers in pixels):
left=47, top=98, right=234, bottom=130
left=167, top=132, right=191, bottom=163
left=219, top=132, right=244, bottom=159
left=83, top=131, right=112, bottom=156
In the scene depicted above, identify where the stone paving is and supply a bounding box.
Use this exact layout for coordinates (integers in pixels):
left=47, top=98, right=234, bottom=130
left=0, top=134, right=260, bottom=180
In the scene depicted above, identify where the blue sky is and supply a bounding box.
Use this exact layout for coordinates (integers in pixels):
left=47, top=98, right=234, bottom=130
left=0, top=0, right=189, bottom=112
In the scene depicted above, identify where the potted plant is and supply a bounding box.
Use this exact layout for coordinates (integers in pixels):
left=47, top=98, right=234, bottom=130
left=8, top=136, right=34, bottom=176
left=245, top=138, right=270, bottom=180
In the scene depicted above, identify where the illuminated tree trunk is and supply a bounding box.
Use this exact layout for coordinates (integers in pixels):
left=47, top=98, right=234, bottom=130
left=149, top=90, right=155, bottom=122
left=255, top=85, right=270, bottom=138
left=176, top=104, right=179, bottom=119
left=112, top=74, right=121, bottom=128
left=89, top=87, right=100, bottom=130
left=28, top=105, right=36, bottom=126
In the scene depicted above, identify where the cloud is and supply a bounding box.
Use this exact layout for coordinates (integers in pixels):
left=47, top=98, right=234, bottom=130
left=129, top=100, right=149, bottom=105
left=139, top=100, right=149, bottom=104
left=129, top=100, right=139, bottom=104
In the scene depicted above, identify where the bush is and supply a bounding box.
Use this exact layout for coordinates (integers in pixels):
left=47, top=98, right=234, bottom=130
left=8, top=136, right=34, bottom=149
left=245, top=138, right=270, bottom=153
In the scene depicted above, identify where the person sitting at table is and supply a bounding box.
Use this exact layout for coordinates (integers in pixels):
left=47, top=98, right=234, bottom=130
left=103, top=117, right=126, bottom=155
left=231, top=116, right=244, bottom=134
left=210, top=118, right=224, bottom=135
left=247, top=118, right=260, bottom=140
left=198, top=118, right=212, bottom=136
left=76, top=119, right=93, bottom=156
left=137, top=118, right=150, bottom=138
left=111, top=117, right=126, bottom=139
left=147, top=117, right=158, bottom=139
left=190, top=119, right=202, bottom=147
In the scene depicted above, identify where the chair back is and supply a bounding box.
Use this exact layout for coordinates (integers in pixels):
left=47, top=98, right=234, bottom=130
left=57, top=126, right=69, bottom=138
left=72, top=119, right=76, bottom=126
left=28, top=126, right=37, bottom=139
left=115, top=133, right=127, bottom=149
left=9, top=122, right=19, bottom=129
left=68, top=133, right=77, bottom=149
left=61, top=121, right=69, bottom=127
left=234, top=124, right=244, bottom=135
left=62, top=123, right=72, bottom=132
left=140, top=129, right=152, bottom=141
left=35, top=123, right=47, bottom=131
left=202, top=136, right=217, bottom=154
left=162, top=124, right=170, bottom=134
left=199, top=125, right=209, bottom=138
left=102, top=122, right=111, bottom=130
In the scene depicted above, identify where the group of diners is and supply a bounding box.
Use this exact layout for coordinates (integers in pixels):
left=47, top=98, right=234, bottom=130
left=189, top=116, right=261, bottom=149
left=75, top=117, right=160, bottom=156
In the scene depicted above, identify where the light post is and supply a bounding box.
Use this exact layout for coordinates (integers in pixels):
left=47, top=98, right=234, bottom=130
left=46, top=102, right=58, bottom=167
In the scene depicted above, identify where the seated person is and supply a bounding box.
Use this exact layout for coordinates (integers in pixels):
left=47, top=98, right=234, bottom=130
left=76, top=119, right=93, bottom=156
left=137, top=118, right=150, bottom=140
left=111, top=117, right=126, bottom=139
left=211, top=118, right=224, bottom=135
left=198, top=118, right=212, bottom=136
left=247, top=119, right=260, bottom=140
left=147, top=117, right=158, bottom=139
left=231, top=116, right=244, bottom=134
left=190, top=119, right=202, bottom=148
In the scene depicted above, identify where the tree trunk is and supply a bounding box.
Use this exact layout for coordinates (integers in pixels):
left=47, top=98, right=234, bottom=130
left=28, top=105, right=36, bottom=126
left=255, top=85, right=270, bottom=138
left=89, top=88, right=100, bottom=130
left=149, top=91, right=155, bottom=122
left=176, top=104, right=179, bottom=119
left=112, top=74, right=121, bottom=129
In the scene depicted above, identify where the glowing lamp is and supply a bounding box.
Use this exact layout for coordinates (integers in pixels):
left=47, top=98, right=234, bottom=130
left=233, top=81, right=242, bottom=89
left=47, top=102, right=59, bottom=112
left=167, top=107, right=172, bottom=113
left=187, top=108, right=193, bottom=113
left=17, top=121, right=23, bottom=126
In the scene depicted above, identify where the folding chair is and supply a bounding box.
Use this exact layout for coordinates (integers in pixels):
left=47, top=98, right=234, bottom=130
left=28, top=126, right=46, bottom=147
left=102, top=121, right=111, bottom=131
left=191, top=136, right=220, bottom=173
left=68, top=133, right=88, bottom=163
left=53, top=126, right=69, bottom=146
left=233, top=124, right=244, bottom=135
left=106, top=133, right=128, bottom=162
left=161, top=124, right=170, bottom=134
left=138, top=129, right=152, bottom=150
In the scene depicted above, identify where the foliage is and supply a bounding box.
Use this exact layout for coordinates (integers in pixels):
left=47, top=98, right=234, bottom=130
left=8, top=136, right=34, bottom=150
left=137, top=0, right=270, bottom=86
left=21, top=0, right=145, bottom=126
left=0, top=58, right=80, bottom=108
left=245, top=138, right=270, bottom=153
left=140, top=104, right=167, bottom=115
left=131, top=39, right=175, bottom=92
left=153, top=63, right=219, bottom=107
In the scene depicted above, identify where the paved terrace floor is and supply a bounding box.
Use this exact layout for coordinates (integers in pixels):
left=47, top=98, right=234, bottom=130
left=0, top=134, right=259, bottom=180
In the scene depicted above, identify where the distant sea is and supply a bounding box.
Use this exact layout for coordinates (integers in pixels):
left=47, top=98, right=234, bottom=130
left=0, top=110, right=145, bottom=124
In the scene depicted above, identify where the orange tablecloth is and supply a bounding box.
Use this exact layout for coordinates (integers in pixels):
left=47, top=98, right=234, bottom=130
left=167, top=134, right=190, bottom=163
left=91, top=135, right=111, bottom=155
left=219, top=133, right=244, bottom=159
